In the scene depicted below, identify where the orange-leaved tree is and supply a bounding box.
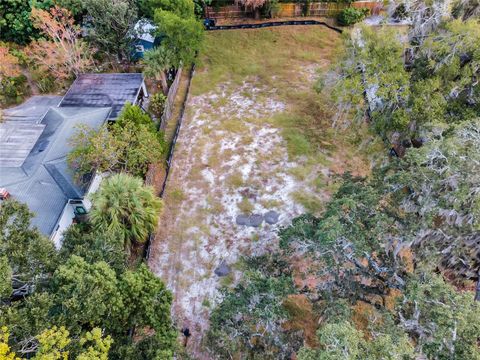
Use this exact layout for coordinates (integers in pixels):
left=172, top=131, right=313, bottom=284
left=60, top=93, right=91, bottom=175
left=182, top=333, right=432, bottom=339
left=25, top=6, right=93, bottom=80
left=0, top=46, right=21, bottom=82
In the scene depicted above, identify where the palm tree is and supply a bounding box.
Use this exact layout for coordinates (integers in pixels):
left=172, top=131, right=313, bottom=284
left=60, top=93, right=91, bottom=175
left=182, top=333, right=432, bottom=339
left=143, top=45, right=174, bottom=95
left=89, top=173, right=162, bottom=249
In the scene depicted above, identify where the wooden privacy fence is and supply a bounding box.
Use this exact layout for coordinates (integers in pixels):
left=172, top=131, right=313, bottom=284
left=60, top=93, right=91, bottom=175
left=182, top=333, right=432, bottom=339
left=206, top=4, right=245, bottom=19
left=277, top=3, right=302, bottom=17
left=206, top=1, right=383, bottom=19
left=159, top=67, right=183, bottom=131
left=144, top=66, right=183, bottom=195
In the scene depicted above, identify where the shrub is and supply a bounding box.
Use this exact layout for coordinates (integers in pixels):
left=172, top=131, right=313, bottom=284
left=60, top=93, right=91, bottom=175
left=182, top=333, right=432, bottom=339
left=149, top=92, right=167, bottom=118
left=31, top=70, right=57, bottom=93
left=68, top=104, right=165, bottom=180
left=392, top=3, right=408, bottom=20
left=263, top=0, right=281, bottom=18
left=337, top=7, right=369, bottom=26
left=0, top=75, right=29, bottom=106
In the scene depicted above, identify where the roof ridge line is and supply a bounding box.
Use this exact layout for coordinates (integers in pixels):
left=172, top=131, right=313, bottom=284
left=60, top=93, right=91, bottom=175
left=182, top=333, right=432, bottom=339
left=43, top=163, right=82, bottom=199
left=56, top=106, right=112, bottom=119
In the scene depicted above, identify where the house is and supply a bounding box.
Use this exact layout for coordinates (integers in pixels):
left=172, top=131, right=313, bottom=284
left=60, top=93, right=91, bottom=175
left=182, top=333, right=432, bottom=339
left=132, top=19, right=160, bottom=60
left=0, top=73, right=148, bottom=247
left=0, top=107, right=109, bottom=247
left=59, top=73, right=148, bottom=119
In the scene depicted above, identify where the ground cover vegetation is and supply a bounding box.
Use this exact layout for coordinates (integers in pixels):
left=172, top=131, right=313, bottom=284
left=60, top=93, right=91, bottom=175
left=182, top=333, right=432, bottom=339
left=204, top=6, right=480, bottom=360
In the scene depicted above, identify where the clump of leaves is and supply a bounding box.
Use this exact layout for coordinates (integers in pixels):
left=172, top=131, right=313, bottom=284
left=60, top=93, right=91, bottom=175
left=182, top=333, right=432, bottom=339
left=337, top=8, right=369, bottom=26
left=149, top=92, right=167, bottom=118
left=68, top=104, right=165, bottom=180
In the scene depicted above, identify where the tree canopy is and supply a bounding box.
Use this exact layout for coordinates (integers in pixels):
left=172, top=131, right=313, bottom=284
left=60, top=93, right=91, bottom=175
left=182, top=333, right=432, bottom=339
left=82, top=0, right=138, bottom=62
left=139, top=0, right=195, bottom=18
left=25, top=6, right=93, bottom=80
left=153, top=9, right=204, bottom=67
left=89, top=173, right=163, bottom=249
left=333, top=19, right=480, bottom=142
left=68, top=104, right=165, bottom=179
left=0, top=199, right=175, bottom=358
left=0, top=0, right=53, bottom=44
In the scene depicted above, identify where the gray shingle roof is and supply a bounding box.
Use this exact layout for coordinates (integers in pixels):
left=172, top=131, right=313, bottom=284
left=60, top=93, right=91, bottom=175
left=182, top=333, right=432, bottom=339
left=0, top=107, right=111, bottom=236
left=0, top=123, right=45, bottom=167
left=59, top=73, right=144, bottom=119
left=2, top=95, right=62, bottom=122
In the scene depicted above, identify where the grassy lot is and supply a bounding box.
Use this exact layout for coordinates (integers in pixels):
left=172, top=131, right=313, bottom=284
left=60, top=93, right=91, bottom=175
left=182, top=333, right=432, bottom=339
left=149, top=25, right=379, bottom=356
left=192, top=27, right=375, bottom=202
left=193, top=27, right=338, bottom=94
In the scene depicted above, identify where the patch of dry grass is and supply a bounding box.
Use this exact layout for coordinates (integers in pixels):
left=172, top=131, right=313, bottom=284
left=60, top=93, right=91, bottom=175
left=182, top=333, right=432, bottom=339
left=193, top=26, right=340, bottom=96
left=226, top=171, right=245, bottom=189
left=218, top=118, right=246, bottom=133
left=237, top=197, right=255, bottom=213
left=291, top=190, right=324, bottom=215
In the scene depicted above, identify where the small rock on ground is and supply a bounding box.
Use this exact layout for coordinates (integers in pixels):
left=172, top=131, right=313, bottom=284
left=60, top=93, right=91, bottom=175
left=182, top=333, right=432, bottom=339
left=236, top=214, right=264, bottom=227
left=248, top=214, right=264, bottom=227
left=214, top=261, right=231, bottom=277
left=264, top=210, right=280, bottom=224
left=236, top=214, right=249, bottom=225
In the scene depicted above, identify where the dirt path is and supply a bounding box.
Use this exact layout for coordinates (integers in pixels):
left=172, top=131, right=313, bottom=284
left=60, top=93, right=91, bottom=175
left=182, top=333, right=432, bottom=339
left=148, top=26, right=370, bottom=358
left=22, top=69, right=40, bottom=96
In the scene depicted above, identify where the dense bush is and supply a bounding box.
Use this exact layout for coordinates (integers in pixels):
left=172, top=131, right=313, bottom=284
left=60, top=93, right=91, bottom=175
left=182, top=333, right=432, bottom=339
left=0, top=0, right=53, bottom=44
left=149, top=92, right=167, bottom=117
left=337, top=7, right=369, bottom=25
left=0, top=75, right=29, bottom=107
left=262, top=0, right=281, bottom=18
left=31, top=70, right=57, bottom=94
left=392, top=3, right=408, bottom=20
left=68, top=103, right=166, bottom=180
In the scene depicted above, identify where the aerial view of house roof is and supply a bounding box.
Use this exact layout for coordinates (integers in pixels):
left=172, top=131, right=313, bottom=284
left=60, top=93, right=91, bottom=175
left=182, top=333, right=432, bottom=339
left=0, top=106, right=111, bottom=236
left=59, top=73, right=146, bottom=119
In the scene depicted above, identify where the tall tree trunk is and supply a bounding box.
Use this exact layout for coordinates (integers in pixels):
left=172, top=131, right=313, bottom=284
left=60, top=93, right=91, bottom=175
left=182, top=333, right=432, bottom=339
left=157, top=71, right=169, bottom=95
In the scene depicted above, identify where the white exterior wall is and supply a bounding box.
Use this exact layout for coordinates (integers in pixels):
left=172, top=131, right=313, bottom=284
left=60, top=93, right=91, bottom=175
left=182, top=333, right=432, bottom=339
left=83, top=172, right=105, bottom=210
left=49, top=172, right=106, bottom=248
left=50, top=202, right=76, bottom=249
